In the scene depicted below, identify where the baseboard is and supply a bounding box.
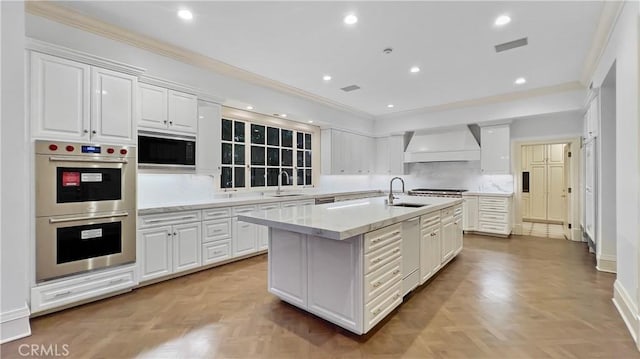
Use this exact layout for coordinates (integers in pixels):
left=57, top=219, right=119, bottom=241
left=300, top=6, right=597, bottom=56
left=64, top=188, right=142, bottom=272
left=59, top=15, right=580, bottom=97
left=571, top=228, right=583, bottom=242
left=0, top=303, right=31, bottom=344
left=613, top=280, right=639, bottom=345
left=596, top=254, right=616, bottom=273
left=513, top=223, right=523, bottom=236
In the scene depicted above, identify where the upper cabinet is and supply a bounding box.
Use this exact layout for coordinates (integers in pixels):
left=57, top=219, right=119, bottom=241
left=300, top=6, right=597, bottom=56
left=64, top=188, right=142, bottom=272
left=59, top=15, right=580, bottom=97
left=30, top=51, right=138, bottom=144
left=375, top=135, right=406, bottom=175
left=196, top=100, right=222, bottom=175
left=321, top=129, right=374, bottom=175
left=139, top=83, right=198, bottom=134
left=480, top=124, right=510, bottom=175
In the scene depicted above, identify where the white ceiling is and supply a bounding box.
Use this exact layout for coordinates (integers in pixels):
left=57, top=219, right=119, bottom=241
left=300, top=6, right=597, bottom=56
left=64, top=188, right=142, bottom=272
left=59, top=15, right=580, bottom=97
left=61, top=1, right=603, bottom=117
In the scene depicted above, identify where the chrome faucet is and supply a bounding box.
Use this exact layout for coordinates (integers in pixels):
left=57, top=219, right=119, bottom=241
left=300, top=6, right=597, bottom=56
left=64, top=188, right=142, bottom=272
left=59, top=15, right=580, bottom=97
left=276, top=170, right=290, bottom=195
left=388, top=177, right=405, bottom=205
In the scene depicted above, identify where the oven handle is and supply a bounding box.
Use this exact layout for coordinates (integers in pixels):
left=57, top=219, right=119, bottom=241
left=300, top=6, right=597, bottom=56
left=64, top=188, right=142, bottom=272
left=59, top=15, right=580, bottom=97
left=49, top=212, right=129, bottom=224
left=49, top=156, right=128, bottom=164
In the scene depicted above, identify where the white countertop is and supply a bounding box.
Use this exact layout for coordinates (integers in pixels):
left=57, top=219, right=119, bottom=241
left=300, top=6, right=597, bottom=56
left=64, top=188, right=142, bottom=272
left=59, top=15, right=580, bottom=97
left=463, top=191, right=513, bottom=197
left=138, top=189, right=383, bottom=215
left=237, top=196, right=461, bottom=240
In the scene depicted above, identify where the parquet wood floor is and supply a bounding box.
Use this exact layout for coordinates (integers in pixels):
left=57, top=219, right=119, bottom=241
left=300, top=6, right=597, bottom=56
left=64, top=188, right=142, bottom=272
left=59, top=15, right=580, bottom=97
left=2, top=234, right=638, bottom=358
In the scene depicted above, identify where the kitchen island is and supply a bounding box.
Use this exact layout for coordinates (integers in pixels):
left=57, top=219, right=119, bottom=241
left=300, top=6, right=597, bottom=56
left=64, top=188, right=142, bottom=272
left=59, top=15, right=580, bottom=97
left=238, top=195, right=463, bottom=334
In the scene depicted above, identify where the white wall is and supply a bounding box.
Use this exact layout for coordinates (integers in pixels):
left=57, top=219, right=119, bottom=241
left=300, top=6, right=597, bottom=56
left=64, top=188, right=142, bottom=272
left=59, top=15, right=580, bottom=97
left=510, top=110, right=584, bottom=140
left=373, top=89, right=586, bottom=136
left=589, top=1, right=639, bottom=346
left=0, top=0, right=31, bottom=343
left=25, top=14, right=374, bottom=135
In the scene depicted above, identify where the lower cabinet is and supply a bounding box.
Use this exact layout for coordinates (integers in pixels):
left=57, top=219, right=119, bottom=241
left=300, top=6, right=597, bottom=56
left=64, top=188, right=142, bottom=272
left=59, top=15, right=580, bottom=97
left=462, top=195, right=478, bottom=231
left=233, top=218, right=259, bottom=257
left=139, top=221, right=202, bottom=282
left=441, top=219, right=456, bottom=263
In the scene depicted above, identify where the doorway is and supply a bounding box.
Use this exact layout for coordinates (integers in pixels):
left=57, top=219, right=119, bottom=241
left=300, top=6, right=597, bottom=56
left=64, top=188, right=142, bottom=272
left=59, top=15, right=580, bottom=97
left=520, top=142, right=570, bottom=239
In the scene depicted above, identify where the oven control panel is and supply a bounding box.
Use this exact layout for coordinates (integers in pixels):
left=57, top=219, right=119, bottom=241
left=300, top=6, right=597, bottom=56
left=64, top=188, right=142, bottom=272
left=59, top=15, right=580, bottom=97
left=36, top=141, right=135, bottom=158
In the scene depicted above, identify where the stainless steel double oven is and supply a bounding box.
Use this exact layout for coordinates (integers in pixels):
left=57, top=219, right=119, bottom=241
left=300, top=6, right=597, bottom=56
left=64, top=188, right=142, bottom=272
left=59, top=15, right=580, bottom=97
left=35, top=140, right=136, bottom=282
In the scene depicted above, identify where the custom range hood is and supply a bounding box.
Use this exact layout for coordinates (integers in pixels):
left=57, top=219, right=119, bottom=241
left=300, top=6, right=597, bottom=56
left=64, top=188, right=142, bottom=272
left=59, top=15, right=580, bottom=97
left=404, top=125, right=481, bottom=162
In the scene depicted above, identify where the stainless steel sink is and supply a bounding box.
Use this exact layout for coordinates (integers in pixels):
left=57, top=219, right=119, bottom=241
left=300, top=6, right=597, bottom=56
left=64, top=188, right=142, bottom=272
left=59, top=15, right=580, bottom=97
left=271, top=194, right=304, bottom=197
left=391, top=203, right=427, bottom=208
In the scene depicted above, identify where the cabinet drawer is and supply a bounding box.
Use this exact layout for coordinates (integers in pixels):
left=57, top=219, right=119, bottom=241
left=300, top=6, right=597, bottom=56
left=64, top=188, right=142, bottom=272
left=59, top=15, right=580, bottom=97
left=31, top=265, right=136, bottom=313
left=478, top=211, right=508, bottom=224
left=259, top=203, right=281, bottom=211
left=478, top=221, right=510, bottom=234
left=364, top=223, right=401, bottom=254
left=364, top=258, right=402, bottom=304
left=139, top=210, right=201, bottom=228
left=232, top=205, right=258, bottom=216
left=202, top=218, right=232, bottom=243
left=453, top=205, right=463, bottom=217
left=478, top=197, right=509, bottom=212
left=364, top=241, right=402, bottom=274
left=364, top=282, right=403, bottom=331
left=281, top=200, right=315, bottom=208
left=441, top=207, right=454, bottom=218
left=420, top=212, right=440, bottom=230
left=202, top=207, right=231, bottom=220
left=202, top=241, right=231, bottom=265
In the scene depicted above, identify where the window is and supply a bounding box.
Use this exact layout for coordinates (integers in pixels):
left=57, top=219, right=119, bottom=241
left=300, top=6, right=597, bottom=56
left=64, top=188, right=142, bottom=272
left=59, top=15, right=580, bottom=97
left=221, top=118, right=313, bottom=189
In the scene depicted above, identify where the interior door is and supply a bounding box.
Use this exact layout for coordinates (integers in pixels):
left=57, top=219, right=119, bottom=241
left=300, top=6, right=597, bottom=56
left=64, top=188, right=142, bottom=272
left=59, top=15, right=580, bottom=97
left=529, top=164, right=547, bottom=221
left=563, top=144, right=572, bottom=239
left=547, top=162, right=565, bottom=223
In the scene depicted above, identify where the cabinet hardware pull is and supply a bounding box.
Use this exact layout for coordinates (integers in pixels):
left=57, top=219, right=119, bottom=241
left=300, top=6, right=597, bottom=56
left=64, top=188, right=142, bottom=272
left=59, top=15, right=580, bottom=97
left=373, top=309, right=382, bottom=316
left=146, top=216, right=196, bottom=223
left=169, top=121, right=173, bottom=125
left=372, top=258, right=382, bottom=264
left=163, top=120, right=168, bottom=124
left=393, top=294, right=401, bottom=300
left=173, top=232, right=177, bottom=236
left=53, top=291, right=72, bottom=298
left=167, top=232, right=172, bottom=236
left=392, top=249, right=400, bottom=254
left=83, top=129, right=88, bottom=134
left=92, top=130, right=97, bottom=134
left=49, top=211, right=129, bottom=224
left=213, top=229, right=223, bottom=233
left=392, top=270, right=400, bottom=275
left=109, top=278, right=124, bottom=285
left=373, top=282, right=382, bottom=288
left=49, top=156, right=128, bottom=164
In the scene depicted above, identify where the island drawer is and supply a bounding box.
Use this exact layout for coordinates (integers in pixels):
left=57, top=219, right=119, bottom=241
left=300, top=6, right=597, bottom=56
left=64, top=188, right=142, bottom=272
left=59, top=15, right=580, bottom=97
left=259, top=203, right=281, bottom=211
left=364, top=241, right=402, bottom=274
left=364, top=223, right=402, bottom=254
left=421, top=213, right=440, bottom=230
left=453, top=205, right=463, bottom=217
left=441, top=207, right=454, bottom=218
left=364, top=282, right=403, bottom=332
left=232, top=205, right=259, bottom=216
left=203, top=207, right=232, bottom=220
left=364, top=258, right=402, bottom=304
left=139, top=210, right=201, bottom=228
left=202, top=218, right=232, bottom=243
left=478, top=211, right=508, bottom=224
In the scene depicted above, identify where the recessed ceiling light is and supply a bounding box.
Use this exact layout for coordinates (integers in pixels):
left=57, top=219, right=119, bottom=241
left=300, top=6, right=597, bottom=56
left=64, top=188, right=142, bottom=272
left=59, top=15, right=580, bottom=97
left=308, top=120, right=314, bottom=123
left=177, top=9, right=193, bottom=21
left=198, top=115, right=204, bottom=119
left=495, top=15, right=511, bottom=26
left=514, top=77, right=526, bottom=85
left=323, top=75, right=332, bottom=81
left=246, top=105, right=254, bottom=110
left=281, top=114, right=287, bottom=118
left=387, top=104, right=395, bottom=108
left=410, top=66, right=420, bottom=73
left=344, top=14, right=358, bottom=25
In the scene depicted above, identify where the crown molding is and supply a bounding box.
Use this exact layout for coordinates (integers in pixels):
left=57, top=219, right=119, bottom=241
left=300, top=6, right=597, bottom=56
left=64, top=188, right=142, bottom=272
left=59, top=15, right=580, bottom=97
left=26, top=38, right=146, bottom=76
left=139, top=74, right=225, bottom=104
left=378, top=81, right=585, bottom=121
left=580, top=1, right=624, bottom=86
left=25, top=1, right=374, bottom=120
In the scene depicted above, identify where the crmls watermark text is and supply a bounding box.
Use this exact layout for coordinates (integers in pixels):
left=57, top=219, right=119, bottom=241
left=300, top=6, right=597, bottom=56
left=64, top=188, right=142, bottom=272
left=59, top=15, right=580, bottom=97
left=18, top=344, right=70, bottom=357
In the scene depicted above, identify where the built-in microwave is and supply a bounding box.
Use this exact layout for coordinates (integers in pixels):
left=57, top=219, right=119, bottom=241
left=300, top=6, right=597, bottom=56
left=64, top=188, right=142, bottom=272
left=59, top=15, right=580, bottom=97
left=138, top=131, right=196, bottom=169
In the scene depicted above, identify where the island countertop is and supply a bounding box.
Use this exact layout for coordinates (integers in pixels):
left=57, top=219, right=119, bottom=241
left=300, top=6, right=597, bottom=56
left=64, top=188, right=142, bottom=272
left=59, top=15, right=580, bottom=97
left=237, top=196, right=461, bottom=240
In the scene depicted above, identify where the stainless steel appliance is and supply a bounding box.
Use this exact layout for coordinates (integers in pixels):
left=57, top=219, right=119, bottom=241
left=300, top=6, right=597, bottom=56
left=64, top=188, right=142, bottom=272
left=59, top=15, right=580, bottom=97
left=35, top=140, right=137, bottom=282
left=138, top=131, right=196, bottom=169
left=408, top=188, right=468, bottom=198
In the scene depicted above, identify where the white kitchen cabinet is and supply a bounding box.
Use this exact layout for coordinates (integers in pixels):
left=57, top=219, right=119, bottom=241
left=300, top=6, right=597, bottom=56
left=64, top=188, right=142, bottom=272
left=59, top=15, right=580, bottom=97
left=172, top=222, right=202, bottom=273
left=321, top=128, right=375, bottom=175
left=91, top=67, right=137, bottom=144
left=138, top=210, right=202, bottom=282
left=257, top=202, right=281, bottom=250
left=139, top=226, right=173, bottom=282
left=462, top=195, right=478, bottom=231
left=419, top=212, right=441, bottom=284
left=31, top=51, right=137, bottom=144
left=375, top=135, right=406, bottom=175
left=233, top=218, right=259, bottom=257
left=481, top=124, right=511, bottom=174
left=441, top=219, right=456, bottom=263
left=138, top=83, right=198, bottom=134
left=197, top=100, right=222, bottom=175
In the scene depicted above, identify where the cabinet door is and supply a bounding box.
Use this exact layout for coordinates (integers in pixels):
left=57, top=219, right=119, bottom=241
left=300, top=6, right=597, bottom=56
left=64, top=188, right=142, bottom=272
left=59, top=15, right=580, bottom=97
left=529, top=164, right=547, bottom=221
left=375, top=137, right=390, bottom=174
left=91, top=67, right=136, bottom=144
left=420, top=228, right=435, bottom=283
left=331, top=130, right=350, bottom=174
left=31, top=52, right=90, bottom=140
left=430, top=228, right=441, bottom=274
left=481, top=125, right=510, bottom=174
left=462, top=196, right=478, bottom=231
left=139, top=83, right=168, bottom=130
left=547, top=163, right=565, bottom=222
left=522, top=193, right=531, bottom=218
left=530, top=144, right=546, bottom=165
left=172, top=222, right=202, bottom=273
left=388, top=135, right=406, bottom=175
left=454, top=218, right=463, bottom=253
left=548, top=144, right=565, bottom=165
left=233, top=218, right=258, bottom=257
left=441, top=221, right=456, bottom=263
left=168, top=90, right=198, bottom=134
left=196, top=101, right=222, bottom=175
left=139, top=226, right=173, bottom=282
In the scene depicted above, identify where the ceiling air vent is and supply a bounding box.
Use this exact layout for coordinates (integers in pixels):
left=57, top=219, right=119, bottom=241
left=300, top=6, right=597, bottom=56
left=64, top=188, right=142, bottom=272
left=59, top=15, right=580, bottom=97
left=495, top=37, right=528, bottom=53
left=340, top=85, right=361, bottom=92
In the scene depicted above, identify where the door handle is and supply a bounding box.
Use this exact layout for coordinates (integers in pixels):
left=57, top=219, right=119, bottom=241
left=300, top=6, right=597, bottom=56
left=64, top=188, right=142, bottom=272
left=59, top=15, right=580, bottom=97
left=49, top=156, right=128, bottom=164
left=49, top=212, right=129, bottom=224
